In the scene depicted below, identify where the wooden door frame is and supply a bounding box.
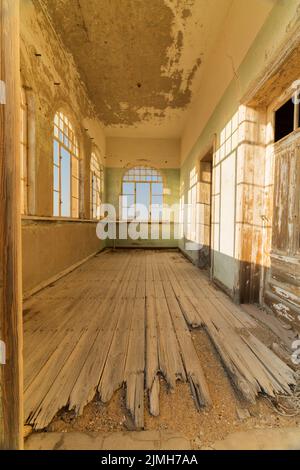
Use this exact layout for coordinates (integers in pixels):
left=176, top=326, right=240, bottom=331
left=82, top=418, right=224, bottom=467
left=198, top=146, right=213, bottom=272
left=0, top=0, right=23, bottom=450
left=208, top=135, right=217, bottom=281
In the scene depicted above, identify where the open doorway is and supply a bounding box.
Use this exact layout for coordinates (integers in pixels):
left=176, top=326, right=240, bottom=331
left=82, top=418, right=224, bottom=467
left=198, top=149, right=213, bottom=270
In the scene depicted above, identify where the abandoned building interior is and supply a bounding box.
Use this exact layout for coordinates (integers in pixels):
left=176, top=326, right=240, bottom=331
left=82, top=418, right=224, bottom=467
left=1, top=0, right=300, bottom=451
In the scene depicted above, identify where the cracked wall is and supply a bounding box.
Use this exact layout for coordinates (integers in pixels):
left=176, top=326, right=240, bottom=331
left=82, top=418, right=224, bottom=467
left=21, top=0, right=106, bottom=293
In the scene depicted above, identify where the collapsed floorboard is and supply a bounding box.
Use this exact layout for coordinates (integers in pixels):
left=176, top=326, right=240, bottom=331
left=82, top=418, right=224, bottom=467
left=23, top=250, right=296, bottom=430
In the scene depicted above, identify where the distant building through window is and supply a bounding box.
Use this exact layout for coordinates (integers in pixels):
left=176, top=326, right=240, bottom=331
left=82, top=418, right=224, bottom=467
left=53, top=111, right=80, bottom=218
left=121, top=166, right=163, bottom=221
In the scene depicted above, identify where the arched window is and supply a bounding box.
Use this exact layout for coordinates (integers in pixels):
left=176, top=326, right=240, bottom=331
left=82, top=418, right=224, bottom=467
left=20, top=87, right=28, bottom=214
left=121, top=166, right=163, bottom=221
left=53, top=111, right=80, bottom=217
left=90, top=152, right=103, bottom=219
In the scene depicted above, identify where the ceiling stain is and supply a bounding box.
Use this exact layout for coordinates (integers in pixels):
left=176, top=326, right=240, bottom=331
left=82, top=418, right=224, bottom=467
left=45, top=0, right=202, bottom=127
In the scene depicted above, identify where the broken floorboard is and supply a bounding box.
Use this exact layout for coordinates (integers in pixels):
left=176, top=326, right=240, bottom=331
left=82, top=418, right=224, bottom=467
left=23, top=249, right=296, bottom=430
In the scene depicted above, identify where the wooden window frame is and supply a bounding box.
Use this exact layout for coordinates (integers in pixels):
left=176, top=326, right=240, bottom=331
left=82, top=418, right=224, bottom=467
left=53, top=111, right=80, bottom=218
left=186, top=167, right=199, bottom=243
left=267, top=85, right=300, bottom=257
left=90, top=152, right=103, bottom=219
left=121, top=166, right=164, bottom=222
left=269, top=85, right=300, bottom=145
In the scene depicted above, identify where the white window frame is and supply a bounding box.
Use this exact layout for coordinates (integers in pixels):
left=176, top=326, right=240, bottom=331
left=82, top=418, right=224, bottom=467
left=186, top=167, right=198, bottom=243
left=121, top=166, right=164, bottom=222
left=90, top=152, right=103, bottom=219
left=53, top=111, right=80, bottom=218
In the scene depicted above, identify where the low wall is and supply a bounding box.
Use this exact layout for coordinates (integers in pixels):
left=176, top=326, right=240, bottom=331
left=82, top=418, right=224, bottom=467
left=22, top=217, right=105, bottom=295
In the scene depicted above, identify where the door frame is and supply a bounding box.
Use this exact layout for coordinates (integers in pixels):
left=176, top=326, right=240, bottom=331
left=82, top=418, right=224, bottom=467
left=198, top=136, right=217, bottom=281
left=0, top=0, right=23, bottom=450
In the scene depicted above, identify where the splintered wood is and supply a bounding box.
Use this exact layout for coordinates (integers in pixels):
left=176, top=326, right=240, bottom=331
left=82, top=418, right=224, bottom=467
left=23, top=250, right=296, bottom=430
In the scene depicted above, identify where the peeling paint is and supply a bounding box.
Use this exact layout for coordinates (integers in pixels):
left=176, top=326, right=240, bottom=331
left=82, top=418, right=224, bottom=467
left=273, top=303, right=295, bottom=322
left=44, top=0, right=209, bottom=130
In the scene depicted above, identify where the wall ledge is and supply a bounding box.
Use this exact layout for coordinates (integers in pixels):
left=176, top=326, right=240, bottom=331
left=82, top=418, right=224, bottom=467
left=22, top=215, right=99, bottom=224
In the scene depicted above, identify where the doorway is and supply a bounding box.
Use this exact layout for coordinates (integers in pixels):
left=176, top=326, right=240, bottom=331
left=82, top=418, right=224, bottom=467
left=198, top=149, right=213, bottom=270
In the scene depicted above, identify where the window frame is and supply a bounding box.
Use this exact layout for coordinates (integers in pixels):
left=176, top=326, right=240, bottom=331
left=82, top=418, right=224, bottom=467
left=90, top=151, right=103, bottom=219
left=267, top=84, right=300, bottom=258
left=271, top=85, right=300, bottom=145
left=53, top=111, right=80, bottom=218
left=121, top=166, right=164, bottom=222
left=186, top=167, right=198, bottom=243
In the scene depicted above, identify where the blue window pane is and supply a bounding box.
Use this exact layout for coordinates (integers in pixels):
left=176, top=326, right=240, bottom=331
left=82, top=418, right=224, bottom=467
left=123, top=182, right=134, bottom=194
left=53, top=191, right=59, bottom=216
left=152, top=183, right=163, bottom=195
left=64, top=135, right=69, bottom=148
left=125, top=195, right=134, bottom=207
left=61, top=147, right=70, bottom=217
left=152, top=195, right=163, bottom=206
left=53, top=165, right=59, bottom=191
left=53, top=140, right=59, bottom=165
left=136, top=183, right=150, bottom=219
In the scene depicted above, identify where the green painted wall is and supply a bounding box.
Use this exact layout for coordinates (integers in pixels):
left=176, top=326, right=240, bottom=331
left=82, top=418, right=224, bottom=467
left=179, top=0, right=300, bottom=294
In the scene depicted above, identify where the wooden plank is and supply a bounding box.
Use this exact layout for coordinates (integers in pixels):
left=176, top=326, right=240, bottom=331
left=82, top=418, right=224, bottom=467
left=69, top=256, right=133, bottom=414
left=0, top=0, right=23, bottom=450
left=124, top=298, right=145, bottom=429
left=165, top=252, right=296, bottom=402
left=98, top=299, right=135, bottom=403
left=241, top=303, right=297, bottom=350
left=165, top=290, right=211, bottom=408
left=22, top=249, right=296, bottom=432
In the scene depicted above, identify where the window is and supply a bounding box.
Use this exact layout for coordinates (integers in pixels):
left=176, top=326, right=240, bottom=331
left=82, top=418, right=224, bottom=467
left=121, top=166, right=163, bottom=221
left=90, top=152, right=103, bottom=219
left=179, top=194, right=184, bottom=238
left=20, top=87, right=28, bottom=215
left=187, top=167, right=198, bottom=243
left=274, top=95, right=300, bottom=142
left=53, top=111, right=80, bottom=217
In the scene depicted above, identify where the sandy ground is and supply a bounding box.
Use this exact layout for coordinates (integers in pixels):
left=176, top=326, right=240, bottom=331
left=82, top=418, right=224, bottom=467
left=43, top=327, right=300, bottom=449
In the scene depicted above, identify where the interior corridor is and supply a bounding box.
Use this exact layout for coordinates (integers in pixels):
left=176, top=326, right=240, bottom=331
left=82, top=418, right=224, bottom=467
left=2, top=0, right=300, bottom=451
left=24, top=249, right=296, bottom=433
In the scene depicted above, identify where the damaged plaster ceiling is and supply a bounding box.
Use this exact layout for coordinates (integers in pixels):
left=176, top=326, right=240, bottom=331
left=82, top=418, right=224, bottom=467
left=45, top=0, right=232, bottom=138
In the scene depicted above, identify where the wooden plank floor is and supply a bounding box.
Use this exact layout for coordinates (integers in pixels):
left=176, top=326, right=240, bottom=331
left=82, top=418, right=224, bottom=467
left=23, top=249, right=296, bottom=430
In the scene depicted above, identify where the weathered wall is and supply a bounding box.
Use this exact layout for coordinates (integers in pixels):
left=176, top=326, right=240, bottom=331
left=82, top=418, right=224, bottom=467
left=106, top=137, right=180, bottom=168
left=22, top=220, right=103, bottom=295
left=20, top=0, right=106, bottom=293
left=179, top=0, right=300, bottom=298
left=180, top=0, right=275, bottom=163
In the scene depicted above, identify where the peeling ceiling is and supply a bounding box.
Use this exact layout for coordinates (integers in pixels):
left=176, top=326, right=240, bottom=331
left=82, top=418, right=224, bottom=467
left=45, top=0, right=232, bottom=137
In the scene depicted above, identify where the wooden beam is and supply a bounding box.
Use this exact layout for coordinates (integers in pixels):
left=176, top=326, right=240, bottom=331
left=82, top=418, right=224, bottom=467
left=0, top=0, right=23, bottom=450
